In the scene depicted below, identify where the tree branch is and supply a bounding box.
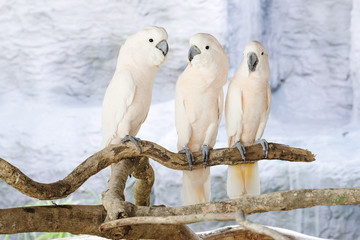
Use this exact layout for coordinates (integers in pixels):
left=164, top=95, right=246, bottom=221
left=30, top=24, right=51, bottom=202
left=235, top=211, right=290, bottom=240
left=133, top=187, right=360, bottom=217
left=98, top=187, right=360, bottom=231
left=100, top=213, right=236, bottom=231
left=198, top=225, right=296, bottom=240
left=0, top=140, right=314, bottom=200
left=1, top=188, right=358, bottom=238
left=132, top=156, right=154, bottom=206
left=0, top=205, right=199, bottom=240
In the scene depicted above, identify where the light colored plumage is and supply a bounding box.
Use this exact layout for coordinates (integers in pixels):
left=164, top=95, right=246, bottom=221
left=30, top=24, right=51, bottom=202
left=175, top=33, right=228, bottom=205
left=225, top=41, right=271, bottom=198
left=101, top=26, right=168, bottom=149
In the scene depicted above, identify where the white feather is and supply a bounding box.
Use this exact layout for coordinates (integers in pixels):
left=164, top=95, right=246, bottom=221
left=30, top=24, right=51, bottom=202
left=255, top=83, right=271, bottom=140
left=101, top=70, right=136, bottom=149
left=175, top=82, right=192, bottom=150
left=225, top=82, right=243, bottom=146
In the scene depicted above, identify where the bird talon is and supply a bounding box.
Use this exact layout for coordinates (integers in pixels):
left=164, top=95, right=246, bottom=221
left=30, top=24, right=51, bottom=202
left=202, top=145, right=212, bottom=168
left=121, top=135, right=142, bottom=153
left=179, top=145, right=194, bottom=170
left=232, top=141, right=246, bottom=162
left=254, top=139, right=269, bottom=158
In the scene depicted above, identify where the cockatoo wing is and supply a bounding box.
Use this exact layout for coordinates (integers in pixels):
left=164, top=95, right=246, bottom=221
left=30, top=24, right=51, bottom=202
left=255, top=84, right=271, bottom=140
left=225, top=83, right=243, bottom=147
left=101, top=70, right=136, bottom=149
left=217, top=88, right=224, bottom=125
left=175, top=84, right=192, bottom=150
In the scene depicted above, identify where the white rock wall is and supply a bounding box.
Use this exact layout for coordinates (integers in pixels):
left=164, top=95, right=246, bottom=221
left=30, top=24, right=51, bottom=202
left=351, top=0, right=360, bottom=122
left=0, top=1, right=359, bottom=239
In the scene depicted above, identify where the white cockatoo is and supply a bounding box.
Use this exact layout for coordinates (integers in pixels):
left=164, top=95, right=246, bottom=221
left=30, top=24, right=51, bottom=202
left=101, top=26, right=168, bottom=221
left=101, top=26, right=168, bottom=150
left=225, top=41, right=271, bottom=198
left=175, top=33, right=228, bottom=205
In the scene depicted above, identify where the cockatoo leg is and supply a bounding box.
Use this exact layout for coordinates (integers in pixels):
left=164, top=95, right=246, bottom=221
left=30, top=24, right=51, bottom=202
left=254, top=139, right=269, bottom=158
left=232, top=141, right=246, bottom=162
left=202, top=144, right=212, bottom=168
left=179, top=145, right=194, bottom=170
left=121, top=135, right=142, bottom=153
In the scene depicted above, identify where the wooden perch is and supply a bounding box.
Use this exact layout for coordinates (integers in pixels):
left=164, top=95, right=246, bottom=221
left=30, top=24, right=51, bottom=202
left=0, top=140, right=317, bottom=239
left=235, top=211, right=290, bottom=240
left=132, top=156, right=155, bottom=206
left=1, top=188, right=359, bottom=239
left=99, top=187, right=360, bottom=230
left=0, top=140, right=314, bottom=200
left=198, top=225, right=297, bottom=240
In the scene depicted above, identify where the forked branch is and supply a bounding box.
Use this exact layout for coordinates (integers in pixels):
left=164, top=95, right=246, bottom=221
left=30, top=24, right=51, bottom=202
left=1, top=188, right=359, bottom=239
left=99, top=187, right=360, bottom=231
left=0, top=140, right=314, bottom=200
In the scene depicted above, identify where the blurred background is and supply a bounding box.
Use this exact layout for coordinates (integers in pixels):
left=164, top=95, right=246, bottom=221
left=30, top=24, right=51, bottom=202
left=0, top=0, right=359, bottom=239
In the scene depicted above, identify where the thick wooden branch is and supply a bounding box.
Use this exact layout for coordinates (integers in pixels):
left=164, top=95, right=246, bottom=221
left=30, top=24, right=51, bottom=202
left=0, top=140, right=314, bottom=200
left=132, top=156, right=154, bottom=206
left=1, top=187, right=357, bottom=238
left=198, top=225, right=297, bottom=240
left=0, top=205, right=199, bottom=240
left=123, top=187, right=360, bottom=218
left=100, top=213, right=236, bottom=231
left=235, top=211, right=290, bottom=240
left=98, top=187, right=360, bottom=232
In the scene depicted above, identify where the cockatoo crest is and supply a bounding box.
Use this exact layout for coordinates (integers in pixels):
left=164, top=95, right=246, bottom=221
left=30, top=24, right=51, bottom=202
left=117, top=26, right=168, bottom=68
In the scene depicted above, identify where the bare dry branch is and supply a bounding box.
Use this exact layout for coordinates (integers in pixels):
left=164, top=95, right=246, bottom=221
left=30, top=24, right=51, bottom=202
left=0, top=140, right=314, bottom=200
left=100, top=212, right=236, bottom=231
left=0, top=188, right=358, bottom=238
left=132, top=156, right=154, bottom=206
left=235, top=211, right=290, bottom=240
left=0, top=205, right=199, bottom=240
left=133, top=187, right=360, bottom=217
left=98, top=187, right=360, bottom=232
left=198, top=225, right=296, bottom=240
left=101, top=158, right=136, bottom=222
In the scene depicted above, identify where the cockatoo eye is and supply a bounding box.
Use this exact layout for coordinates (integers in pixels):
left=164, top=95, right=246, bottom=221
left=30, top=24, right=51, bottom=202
left=149, top=38, right=154, bottom=43
left=205, top=46, right=209, bottom=50
left=261, top=52, right=264, bottom=55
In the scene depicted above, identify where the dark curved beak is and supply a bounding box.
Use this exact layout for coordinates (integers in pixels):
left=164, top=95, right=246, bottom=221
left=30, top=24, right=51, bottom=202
left=247, top=52, right=258, bottom=72
left=156, top=40, right=168, bottom=56
left=188, top=45, right=201, bottom=62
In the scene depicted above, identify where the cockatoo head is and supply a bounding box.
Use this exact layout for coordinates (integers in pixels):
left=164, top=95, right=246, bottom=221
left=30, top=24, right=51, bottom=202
left=187, top=33, right=229, bottom=75
left=122, top=26, right=168, bottom=68
left=243, top=41, right=269, bottom=75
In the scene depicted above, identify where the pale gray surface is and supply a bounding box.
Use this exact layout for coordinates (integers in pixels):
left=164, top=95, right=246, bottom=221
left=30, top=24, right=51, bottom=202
left=0, top=1, right=359, bottom=240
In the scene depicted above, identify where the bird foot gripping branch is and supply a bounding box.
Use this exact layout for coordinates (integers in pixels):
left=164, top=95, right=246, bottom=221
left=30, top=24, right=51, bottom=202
left=121, top=135, right=142, bottom=153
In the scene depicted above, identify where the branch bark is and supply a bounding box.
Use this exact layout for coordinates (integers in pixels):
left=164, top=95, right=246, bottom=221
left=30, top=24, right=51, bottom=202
left=1, top=188, right=357, bottom=238
left=100, top=213, right=236, bottom=231
left=130, top=187, right=360, bottom=218
left=0, top=140, right=314, bottom=200
left=235, top=211, right=290, bottom=240
left=0, top=205, right=199, bottom=240
left=132, top=156, right=154, bottom=206
left=101, top=159, right=136, bottom=222
left=98, top=187, right=360, bottom=232
left=198, top=225, right=296, bottom=240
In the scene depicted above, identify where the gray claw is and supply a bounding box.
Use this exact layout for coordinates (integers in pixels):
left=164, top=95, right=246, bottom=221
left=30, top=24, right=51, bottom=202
left=121, top=135, right=142, bottom=153
left=202, top=145, right=212, bottom=168
left=254, top=139, right=269, bottom=158
left=179, top=145, right=194, bottom=170
left=232, top=141, right=246, bottom=162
